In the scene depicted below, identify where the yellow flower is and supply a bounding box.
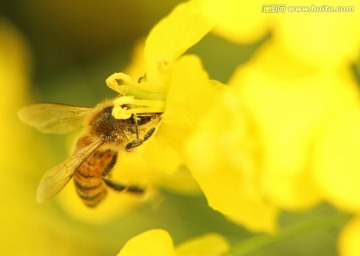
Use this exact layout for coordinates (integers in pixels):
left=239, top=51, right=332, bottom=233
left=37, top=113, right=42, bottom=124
left=117, top=229, right=229, bottom=256
left=272, top=0, right=360, bottom=69
left=185, top=0, right=360, bottom=241
left=339, top=217, right=360, bottom=256
left=199, top=0, right=270, bottom=43
left=230, top=42, right=360, bottom=210
left=185, top=83, right=278, bottom=232
left=106, top=0, right=218, bottom=177
left=198, top=0, right=360, bottom=82
left=199, top=0, right=360, bottom=68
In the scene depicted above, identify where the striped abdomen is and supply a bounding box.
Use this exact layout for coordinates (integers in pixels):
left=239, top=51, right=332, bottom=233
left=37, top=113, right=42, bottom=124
left=73, top=138, right=117, bottom=207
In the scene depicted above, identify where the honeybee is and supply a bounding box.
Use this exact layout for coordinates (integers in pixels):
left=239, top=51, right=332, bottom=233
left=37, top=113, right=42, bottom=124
left=18, top=98, right=162, bottom=207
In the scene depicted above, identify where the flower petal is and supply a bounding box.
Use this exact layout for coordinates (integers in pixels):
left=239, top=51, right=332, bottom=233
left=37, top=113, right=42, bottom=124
left=143, top=134, right=183, bottom=175
left=143, top=55, right=221, bottom=193
left=313, top=75, right=360, bottom=211
left=199, top=0, right=270, bottom=43
left=175, top=233, right=229, bottom=256
left=339, top=217, right=360, bottom=256
left=143, top=136, right=200, bottom=194
left=156, top=55, right=220, bottom=154
left=117, top=229, right=176, bottom=256
left=144, top=1, right=214, bottom=86
left=185, top=87, right=278, bottom=232
left=229, top=42, right=344, bottom=210
left=273, top=0, right=360, bottom=69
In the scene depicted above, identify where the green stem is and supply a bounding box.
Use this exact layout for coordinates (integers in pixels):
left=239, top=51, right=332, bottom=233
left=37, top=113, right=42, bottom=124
left=228, top=213, right=349, bottom=256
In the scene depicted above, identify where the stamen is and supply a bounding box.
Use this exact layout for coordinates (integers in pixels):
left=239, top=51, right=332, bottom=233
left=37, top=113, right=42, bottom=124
left=106, top=72, right=166, bottom=101
left=106, top=73, right=135, bottom=96
left=112, top=96, right=166, bottom=120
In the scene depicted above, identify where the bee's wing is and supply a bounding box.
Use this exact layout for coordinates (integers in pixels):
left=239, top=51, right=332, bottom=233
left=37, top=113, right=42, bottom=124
left=18, top=103, right=92, bottom=134
left=37, top=139, right=104, bottom=203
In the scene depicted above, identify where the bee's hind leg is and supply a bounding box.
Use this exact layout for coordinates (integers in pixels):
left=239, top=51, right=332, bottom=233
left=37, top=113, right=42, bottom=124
left=102, top=176, right=145, bottom=194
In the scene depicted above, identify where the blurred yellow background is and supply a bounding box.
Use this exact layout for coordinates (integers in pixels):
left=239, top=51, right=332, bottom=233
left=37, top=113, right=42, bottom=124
left=0, top=1, right=355, bottom=255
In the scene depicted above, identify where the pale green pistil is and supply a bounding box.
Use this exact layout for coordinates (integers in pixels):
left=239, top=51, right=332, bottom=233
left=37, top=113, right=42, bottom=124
left=106, top=73, right=166, bottom=119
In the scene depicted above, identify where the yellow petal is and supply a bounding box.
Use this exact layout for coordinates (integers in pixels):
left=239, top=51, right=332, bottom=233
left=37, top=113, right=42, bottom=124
left=313, top=74, right=360, bottom=211
left=230, top=42, right=337, bottom=210
left=157, top=55, right=219, bottom=154
left=339, top=217, right=360, bottom=256
left=157, top=164, right=201, bottom=195
left=273, top=0, right=360, bottom=69
left=123, top=39, right=146, bottom=80
left=142, top=55, right=219, bottom=193
left=185, top=87, right=277, bottom=233
left=117, top=229, right=176, bottom=256
left=199, top=0, right=270, bottom=43
left=143, top=134, right=183, bottom=175
left=175, top=233, right=229, bottom=256
left=144, top=136, right=200, bottom=194
left=144, top=1, right=214, bottom=87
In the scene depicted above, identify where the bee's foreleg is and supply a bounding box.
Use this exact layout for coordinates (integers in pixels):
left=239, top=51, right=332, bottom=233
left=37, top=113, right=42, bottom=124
left=125, top=139, right=143, bottom=151
left=125, top=127, right=156, bottom=152
left=143, top=127, right=155, bottom=141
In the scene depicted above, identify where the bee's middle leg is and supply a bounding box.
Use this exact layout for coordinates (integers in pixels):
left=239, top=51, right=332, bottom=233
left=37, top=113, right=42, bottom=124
left=102, top=176, right=145, bottom=194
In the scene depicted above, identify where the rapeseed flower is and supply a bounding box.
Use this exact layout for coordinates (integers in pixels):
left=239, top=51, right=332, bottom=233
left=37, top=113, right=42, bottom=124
left=184, top=0, right=360, bottom=254
left=106, top=1, right=218, bottom=181
left=117, top=229, right=229, bottom=256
